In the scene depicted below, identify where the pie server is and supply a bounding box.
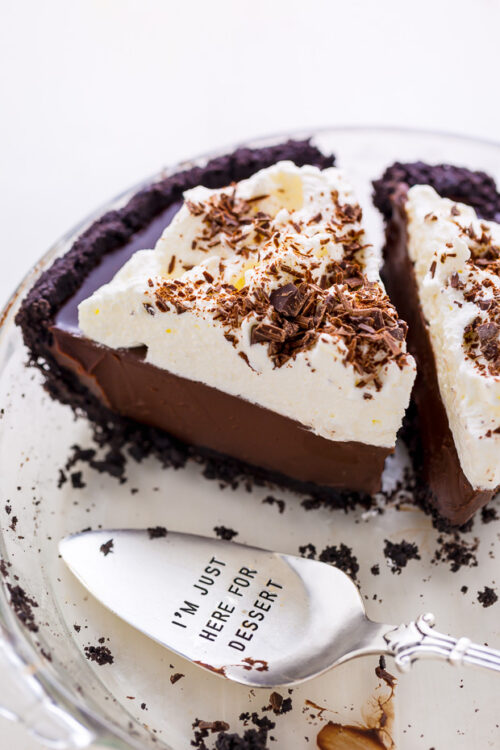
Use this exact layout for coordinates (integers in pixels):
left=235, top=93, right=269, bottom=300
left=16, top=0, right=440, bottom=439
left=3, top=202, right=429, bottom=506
left=59, top=530, right=500, bottom=687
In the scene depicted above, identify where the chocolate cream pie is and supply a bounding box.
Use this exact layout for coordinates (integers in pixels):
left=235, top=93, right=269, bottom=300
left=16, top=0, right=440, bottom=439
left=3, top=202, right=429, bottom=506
left=17, top=140, right=415, bottom=503
left=374, top=162, right=500, bottom=525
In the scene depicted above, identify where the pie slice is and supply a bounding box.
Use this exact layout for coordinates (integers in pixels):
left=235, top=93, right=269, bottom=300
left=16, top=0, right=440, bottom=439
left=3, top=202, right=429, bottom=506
left=17, top=140, right=415, bottom=504
left=374, top=162, right=500, bottom=525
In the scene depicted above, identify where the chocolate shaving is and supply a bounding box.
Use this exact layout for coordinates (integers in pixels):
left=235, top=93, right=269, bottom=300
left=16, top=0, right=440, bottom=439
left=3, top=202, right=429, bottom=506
left=269, top=283, right=304, bottom=316
left=477, top=322, right=498, bottom=342
left=251, top=323, right=286, bottom=344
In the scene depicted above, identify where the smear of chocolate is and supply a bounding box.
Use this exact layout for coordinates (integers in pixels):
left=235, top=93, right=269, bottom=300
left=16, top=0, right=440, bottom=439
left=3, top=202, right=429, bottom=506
left=383, top=539, right=420, bottom=574
left=375, top=656, right=397, bottom=689
left=99, top=538, right=114, bottom=556
left=317, top=722, right=387, bottom=749
left=213, top=526, right=239, bottom=541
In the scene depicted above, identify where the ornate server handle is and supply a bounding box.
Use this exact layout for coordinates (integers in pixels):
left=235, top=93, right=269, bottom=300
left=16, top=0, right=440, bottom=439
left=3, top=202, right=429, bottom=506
left=384, top=612, right=500, bottom=674
left=0, top=627, right=96, bottom=748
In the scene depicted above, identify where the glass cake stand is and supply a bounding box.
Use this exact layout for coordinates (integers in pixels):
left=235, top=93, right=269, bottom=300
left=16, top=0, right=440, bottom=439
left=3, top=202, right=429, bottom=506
left=1, top=127, right=500, bottom=750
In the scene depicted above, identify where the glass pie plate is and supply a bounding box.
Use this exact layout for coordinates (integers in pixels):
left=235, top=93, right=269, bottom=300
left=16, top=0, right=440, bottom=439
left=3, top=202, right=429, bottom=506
left=1, top=127, right=500, bottom=750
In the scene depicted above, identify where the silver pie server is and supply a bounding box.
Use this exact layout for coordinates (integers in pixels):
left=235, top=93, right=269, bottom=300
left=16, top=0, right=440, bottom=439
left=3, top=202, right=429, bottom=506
left=59, top=530, right=500, bottom=687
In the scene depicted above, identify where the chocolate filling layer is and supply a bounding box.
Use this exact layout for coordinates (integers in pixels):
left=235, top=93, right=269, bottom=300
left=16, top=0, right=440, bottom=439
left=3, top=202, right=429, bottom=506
left=50, top=328, right=389, bottom=495
left=383, top=191, right=495, bottom=525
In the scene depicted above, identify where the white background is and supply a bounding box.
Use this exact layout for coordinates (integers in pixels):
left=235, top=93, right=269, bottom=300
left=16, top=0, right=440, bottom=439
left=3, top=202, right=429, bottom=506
left=1, top=0, right=500, bottom=747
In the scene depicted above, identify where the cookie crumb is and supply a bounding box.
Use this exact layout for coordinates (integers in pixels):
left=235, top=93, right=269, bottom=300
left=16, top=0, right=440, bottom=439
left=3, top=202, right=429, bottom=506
left=99, top=539, right=114, bottom=556
left=84, top=644, right=114, bottom=665
left=383, top=539, right=420, bottom=574
left=262, top=496, right=286, bottom=514
left=477, top=586, right=498, bottom=608
left=213, top=526, right=238, bottom=541
left=70, top=471, right=86, bottom=489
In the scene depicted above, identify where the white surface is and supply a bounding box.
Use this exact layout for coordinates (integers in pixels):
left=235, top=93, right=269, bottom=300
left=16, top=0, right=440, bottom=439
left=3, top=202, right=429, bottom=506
left=2, top=1, right=500, bottom=747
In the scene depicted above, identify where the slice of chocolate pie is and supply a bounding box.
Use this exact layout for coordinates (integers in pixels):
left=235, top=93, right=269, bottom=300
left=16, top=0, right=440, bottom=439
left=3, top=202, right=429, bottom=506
left=374, top=163, right=500, bottom=525
left=17, top=140, right=415, bottom=503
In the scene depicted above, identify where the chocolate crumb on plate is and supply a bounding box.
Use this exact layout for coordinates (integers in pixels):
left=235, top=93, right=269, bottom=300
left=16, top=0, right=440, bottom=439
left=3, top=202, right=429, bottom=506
left=214, top=525, right=239, bottom=541
left=70, top=471, right=86, bottom=489
left=370, top=564, right=380, bottom=576
left=65, top=444, right=127, bottom=483
left=262, top=496, right=286, bottom=514
left=147, top=526, right=168, bottom=539
left=0, top=559, right=11, bottom=578
left=84, top=644, right=114, bottom=665
left=264, top=691, right=293, bottom=716
left=383, top=539, right=420, bottom=574
left=481, top=505, right=498, bottom=524
left=298, top=542, right=359, bottom=580
left=318, top=543, right=359, bottom=582
left=99, top=538, right=114, bottom=556
left=170, top=672, right=184, bottom=684
left=477, top=586, right=498, bottom=608
left=57, top=469, right=67, bottom=488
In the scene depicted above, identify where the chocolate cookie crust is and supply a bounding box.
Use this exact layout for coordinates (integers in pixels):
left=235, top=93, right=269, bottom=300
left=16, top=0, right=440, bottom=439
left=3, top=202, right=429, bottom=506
left=373, top=161, right=500, bottom=223
left=15, top=140, right=375, bottom=508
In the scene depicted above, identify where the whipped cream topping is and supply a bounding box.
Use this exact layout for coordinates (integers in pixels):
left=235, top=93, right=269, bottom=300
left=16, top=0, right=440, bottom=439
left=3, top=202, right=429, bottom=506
left=406, top=185, right=500, bottom=489
left=79, top=162, right=415, bottom=448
